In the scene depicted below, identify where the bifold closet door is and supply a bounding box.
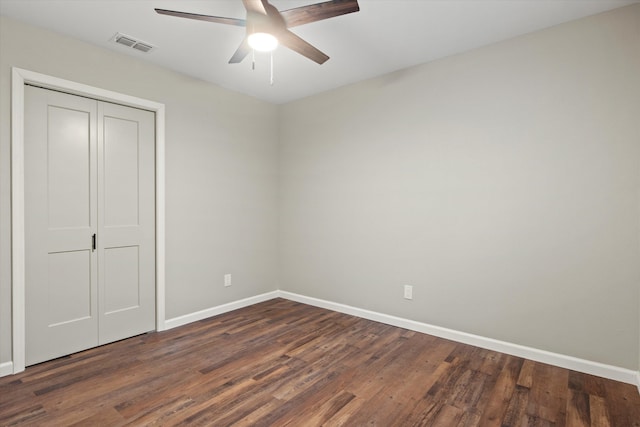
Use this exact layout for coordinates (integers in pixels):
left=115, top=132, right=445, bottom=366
left=97, top=101, right=155, bottom=344
left=24, top=86, right=155, bottom=366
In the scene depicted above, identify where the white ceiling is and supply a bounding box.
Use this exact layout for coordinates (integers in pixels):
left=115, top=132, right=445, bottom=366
left=1, top=0, right=638, bottom=104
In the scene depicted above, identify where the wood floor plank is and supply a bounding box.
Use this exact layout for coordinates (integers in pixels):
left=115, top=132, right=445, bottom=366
left=322, top=395, right=369, bottom=427
left=567, top=388, right=591, bottom=427
left=517, top=359, right=535, bottom=389
left=296, top=389, right=356, bottom=426
left=526, top=362, right=569, bottom=425
left=501, top=384, right=530, bottom=426
left=602, top=379, right=640, bottom=427
left=1, top=298, right=639, bottom=426
left=589, top=394, right=611, bottom=427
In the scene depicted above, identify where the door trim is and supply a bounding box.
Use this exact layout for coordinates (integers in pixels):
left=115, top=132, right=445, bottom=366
left=11, top=67, right=166, bottom=374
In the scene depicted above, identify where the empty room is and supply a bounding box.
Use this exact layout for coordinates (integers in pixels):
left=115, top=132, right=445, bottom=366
left=1, top=0, right=639, bottom=425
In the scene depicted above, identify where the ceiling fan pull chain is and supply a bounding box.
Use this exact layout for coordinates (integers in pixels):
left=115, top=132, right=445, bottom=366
left=270, top=51, right=274, bottom=86
left=252, top=49, right=256, bottom=71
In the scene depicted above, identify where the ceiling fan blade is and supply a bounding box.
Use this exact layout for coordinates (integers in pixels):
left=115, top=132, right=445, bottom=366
left=155, top=8, right=245, bottom=26
left=278, top=30, right=329, bottom=64
left=280, top=0, right=359, bottom=28
left=229, top=38, right=251, bottom=64
left=242, top=0, right=268, bottom=15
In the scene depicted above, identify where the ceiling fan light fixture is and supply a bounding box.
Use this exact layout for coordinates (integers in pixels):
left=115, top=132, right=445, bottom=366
left=248, top=32, right=278, bottom=52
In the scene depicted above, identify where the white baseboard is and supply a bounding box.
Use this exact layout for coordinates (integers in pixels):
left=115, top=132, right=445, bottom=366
left=163, top=291, right=279, bottom=330
left=0, top=361, right=14, bottom=377
left=4, top=289, right=638, bottom=388
left=277, top=291, right=639, bottom=387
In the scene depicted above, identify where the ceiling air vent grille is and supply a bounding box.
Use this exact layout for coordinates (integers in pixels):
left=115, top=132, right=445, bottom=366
left=133, top=42, right=154, bottom=53
left=112, top=32, right=155, bottom=53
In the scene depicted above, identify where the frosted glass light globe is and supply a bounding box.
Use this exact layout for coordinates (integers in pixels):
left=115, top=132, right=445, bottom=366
left=248, top=32, right=278, bottom=52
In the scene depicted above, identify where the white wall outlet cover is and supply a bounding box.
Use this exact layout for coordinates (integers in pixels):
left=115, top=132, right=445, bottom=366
left=404, top=285, right=413, bottom=300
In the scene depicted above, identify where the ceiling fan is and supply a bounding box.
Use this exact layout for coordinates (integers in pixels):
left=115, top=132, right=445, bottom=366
left=155, top=0, right=360, bottom=65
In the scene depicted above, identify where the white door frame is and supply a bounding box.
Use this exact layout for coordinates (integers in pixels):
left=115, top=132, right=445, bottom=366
left=11, top=67, right=166, bottom=374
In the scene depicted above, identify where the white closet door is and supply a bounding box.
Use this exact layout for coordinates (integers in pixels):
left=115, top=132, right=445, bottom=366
left=97, top=102, right=155, bottom=344
left=24, top=86, right=156, bottom=365
left=25, top=86, right=99, bottom=365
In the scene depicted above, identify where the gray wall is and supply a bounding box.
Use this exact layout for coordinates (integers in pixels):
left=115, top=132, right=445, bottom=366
left=0, top=16, right=279, bottom=365
left=279, top=4, right=640, bottom=370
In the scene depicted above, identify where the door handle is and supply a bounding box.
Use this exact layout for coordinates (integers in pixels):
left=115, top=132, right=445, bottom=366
left=92, top=233, right=96, bottom=252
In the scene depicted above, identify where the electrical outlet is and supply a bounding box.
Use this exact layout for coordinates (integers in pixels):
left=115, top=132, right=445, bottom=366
left=404, top=285, right=413, bottom=300
left=224, top=274, right=232, bottom=287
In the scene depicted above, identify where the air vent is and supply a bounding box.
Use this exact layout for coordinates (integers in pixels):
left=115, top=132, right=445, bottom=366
left=111, top=32, right=155, bottom=53
left=133, top=42, right=154, bottom=53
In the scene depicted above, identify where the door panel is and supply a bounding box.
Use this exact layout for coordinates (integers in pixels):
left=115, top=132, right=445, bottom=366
left=25, top=86, right=98, bottom=366
left=47, top=106, right=92, bottom=229
left=98, top=102, right=155, bottom=345
left=47, top=250, right=93, bottom=326
left=104, top=246, right=140, bottom=314
left=25, top=86, right=156, bottom=365
left=103, top=116, right=140, bottom=226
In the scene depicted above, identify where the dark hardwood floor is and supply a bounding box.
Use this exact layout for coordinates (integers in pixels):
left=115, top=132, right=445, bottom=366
left=1, top=298, right=639, bottom=426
